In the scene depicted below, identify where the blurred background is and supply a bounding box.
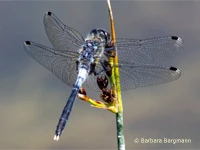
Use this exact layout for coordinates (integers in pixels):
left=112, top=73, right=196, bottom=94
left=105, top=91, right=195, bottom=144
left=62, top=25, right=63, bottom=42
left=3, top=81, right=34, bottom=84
left=0, top=1, right=200, bottom=149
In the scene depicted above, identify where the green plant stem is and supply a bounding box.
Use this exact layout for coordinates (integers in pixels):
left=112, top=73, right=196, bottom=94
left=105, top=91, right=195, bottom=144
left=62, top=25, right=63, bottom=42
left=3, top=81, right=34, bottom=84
left=116, top=113, right=125, bottom=150
left=106, top=0, right=125, bottom=150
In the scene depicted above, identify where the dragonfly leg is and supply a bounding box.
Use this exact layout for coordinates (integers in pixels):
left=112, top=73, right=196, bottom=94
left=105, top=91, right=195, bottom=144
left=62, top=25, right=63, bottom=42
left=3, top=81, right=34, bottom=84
left=97, top=60, right=112, bottom=77
left=76, top=60, right=79, bottom=71
left=77, top=73, right=117, bottom=113
left=103, top=60, right=112, bottom=77
left=97, top=75, right=116, bottom=103
left=93, top=60, right=112, bottom=77
left=104, top=47, right=116, bottom=57
left=97, top=76, right=108, bottom=90
left=100, top=89, right=115, bottom=103
left=89, top=63, right=99, bottom=75
left=77, top=83, right=117, bottom=113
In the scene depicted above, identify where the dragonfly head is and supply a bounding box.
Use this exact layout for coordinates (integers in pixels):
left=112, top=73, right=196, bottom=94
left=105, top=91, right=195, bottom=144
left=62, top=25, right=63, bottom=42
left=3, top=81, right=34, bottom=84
left=86, top=28, right=112, bottom=47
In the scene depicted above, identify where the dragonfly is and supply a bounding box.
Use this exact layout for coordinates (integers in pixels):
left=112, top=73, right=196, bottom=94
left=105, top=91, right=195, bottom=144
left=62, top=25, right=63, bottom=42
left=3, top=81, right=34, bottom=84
left=24, top=12, right=182, bottom=141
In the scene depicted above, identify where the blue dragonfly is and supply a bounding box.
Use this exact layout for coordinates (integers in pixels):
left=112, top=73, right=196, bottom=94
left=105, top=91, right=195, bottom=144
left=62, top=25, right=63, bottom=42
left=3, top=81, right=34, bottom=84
left=24, top=12, right=182, bottom=140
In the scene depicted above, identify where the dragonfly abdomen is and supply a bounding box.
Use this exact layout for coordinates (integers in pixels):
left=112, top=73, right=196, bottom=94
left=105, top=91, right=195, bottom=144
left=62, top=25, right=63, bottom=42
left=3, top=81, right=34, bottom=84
left=54, top=87, right=79, bottom=140
left=54, top=68, right=88, bottom=141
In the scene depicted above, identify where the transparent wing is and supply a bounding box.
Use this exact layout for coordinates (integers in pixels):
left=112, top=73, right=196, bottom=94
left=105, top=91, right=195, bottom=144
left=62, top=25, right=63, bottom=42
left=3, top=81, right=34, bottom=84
left=24, top=41, right=78, bottom=87
left=116, top=36, right=183, bottom=65
left=85, top=62, right=181, bottom=91
left=43, top=11, right=84, bottom=53
left=117, top=63, right=181, bottom=90
left=24, top=41, right=107, bottom=91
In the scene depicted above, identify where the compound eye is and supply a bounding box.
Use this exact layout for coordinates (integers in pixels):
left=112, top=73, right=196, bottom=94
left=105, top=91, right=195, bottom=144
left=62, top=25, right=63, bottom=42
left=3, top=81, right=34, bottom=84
left=100, top=34, right=105, bottom=41
left=90, top=29, right=98, bottom=35
left=100, top=30, right=106, bottom=36
left=98, top=31, right=106, bottom=41
left=106, top=32, right=111, bottom=40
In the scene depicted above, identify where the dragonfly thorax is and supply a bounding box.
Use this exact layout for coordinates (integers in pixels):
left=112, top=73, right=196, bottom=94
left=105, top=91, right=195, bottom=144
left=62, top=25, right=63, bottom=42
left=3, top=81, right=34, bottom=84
left=77, top=40, right=104, bottom=74
left=79, top=40, right=105, bottom=62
